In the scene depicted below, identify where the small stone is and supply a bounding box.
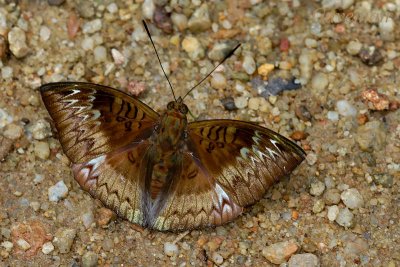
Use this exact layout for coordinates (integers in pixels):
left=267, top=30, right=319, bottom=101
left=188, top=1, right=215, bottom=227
left=220, top=97, right=237, bottom=111
left=290, top=131, right=308, bottom=141
left=288, top=253, right=320, bottom=267
left=311, top=72, right=329, bottom=92
left=53, top=228, right=76, bottom=254
left=17, top=239, right=31, bottom=251
left=34, top=141, right=50, bottom=160
left=48, top=0, right=65, bottom=6
left=3, top=123, right=23, bottom=140
left=39, top=26, right=51, bottom=42
left=76, top=0, right=95, bottom=18
left=242, top=55, right=256, bottom=75
left=187, top=4, right=211, bottom=33
left=335, top=207, right=354, bottom=228
left=82, top=251, right=98, bottom=267
left=1, top=66, right=13, bottom=79
left=312, top=200, right=325, bottom=214
left=106, top=3, right=118, bottom=14
left=306, top=153, right=318, bottom=165
left=30, top=119, right=52, bottom=140
left=336, top=100, right=357, bottom=117
left=182, top=36, right=204, bottom=60
left=361, top=89, right=390, bottom=111
left=379, top=17, right=394, bottom=41
left=324, top=189, right=341, bottom=205
left=82, top=19, right=102, bottom=34
left=327, top=205, right=339, bottom=221
left=261, top=77, right=302, bottom=98
left=111, top=48, right=125, bottom=65
left=208, top=43, right=232, bottom=61
left=33, top=174, right=44, bottom=184
left=258, top=63, right=274, bottom=78
left=234, top=96, right=248, bottom=109
left=1, top=241, right=13, bottom=251
left=8, top=27, right=29, bottom=58
left=211, top=252, right=224, bottom=265
left=341, top=188, right=364, bottom=209
left=262, top=240, right=299, bottom=264
left=210, top=73, right=227, bottom=90
left=164, top=242, right=179, bottom=257
left=373, top=174, right=393, bottom=188
left=142, top=0, right=155, bottom=20
left=48, top=181, right=69, bottom=202
left=310, top=180, right=325, bottom=196
left=81, top=37, right=94, bottom=51
left=30, top=201, right=40, bottom=211
left=82, top=211, right=95, bottom=229
left=358, top=46, right=383, bottom=66
left=171, top=13, right=188, bottom=31
left=97, top=208, right=116, bottom=226
left=154, top=5, right=172, bottom=33
left=346, top=40, right=362, bottom=55
left=327, top=111, right=339, bottom=121
left=41, top=242, right=54, bottom=254
left=248, top=97, right=260, bottom=110
left=356, top=121, right=386, bottom=151
left=93, top=46, right=107, bottom=63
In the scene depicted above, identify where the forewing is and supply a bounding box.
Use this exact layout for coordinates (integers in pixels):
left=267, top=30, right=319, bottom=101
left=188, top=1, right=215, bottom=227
left=151, top=152, right=243, bottom=231
left=186, top=120, right=305, bottom=207
left=40, top=82, right=159, bottom=163
left=72, top=142, right=152, bottom=225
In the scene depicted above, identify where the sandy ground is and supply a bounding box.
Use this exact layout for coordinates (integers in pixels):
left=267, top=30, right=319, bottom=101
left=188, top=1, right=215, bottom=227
left=0, top=0, right=399, bottom=266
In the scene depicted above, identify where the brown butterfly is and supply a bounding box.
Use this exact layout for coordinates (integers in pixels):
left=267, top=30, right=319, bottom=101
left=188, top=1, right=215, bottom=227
left=40, top=22, right=305, bottom=231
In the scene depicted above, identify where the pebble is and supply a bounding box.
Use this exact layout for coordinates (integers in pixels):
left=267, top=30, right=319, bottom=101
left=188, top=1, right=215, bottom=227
left=220, top=97, right=237, bottom=111
left=111, top=48, right=125, bottom=65
left=341, top=188, right=364, bottom=209
left=311, top=72, right=329, bottom=92
left=77, top=0, right=94, bottom=18
left=33, top=174, right=44, bottom=184
left=97, top=208, right=115, bottom=226
left=309, top=180, right=325, bottom=196
left=327, top=111, right=339, bottom=121
left=324, top=189, right=341, bottom=205
left=210, top=73, right=227, bottom=90
left=142, top=0, right=155, bottom=20
left=81, top=211, right=95, bottom=229
left=39, top=26, right=51, bottom=42
left=8, top=27, right=29, bottom=58
left=379, top=17, right=394, bottom=41
left=182, top=36, right=204, bottom=60
left=34, top=141, right=50, bottom=160
left=106, top=3, right=118, bottom=14
left=48, top=181, right=69, bottom=202
left=361, top=89, right=390, bottom=111
left=81, top=37, right=94, bottom=51
left=93, top=46, right=107, bottom=63
left=288, top=253, right=320, bottom=267
left=187, top=3, right=211, bottom=33
left=373, top=174, right=393, bottom=188
left=257, top=63, right=274, bottom=78
left=336, top=100, right=357, bottom=117
left=41, top=241, right=54, bottom=254
left=30, top=119, right=52, bottom=140
left=53, top=228, right=76, bottom=254
left=312, top=199, right=325, bottom=214
left=17, top=239, right=31, bottom=251
left=211, top=252, right=224, bottom=265
left=208, top=43, right=232, bottom=61
left=171, top=13, right=188, bottom=31
left=234, top=96, right=248, bottom=109
left=48, top=0, right=65, bottom=6
left=1, top=66, right=13, bottom=79
left=242, top=55, right=256, bottom=75
left=82, top=251, right=98, bottom=267
left=327, top=205, right=339, bottom=221
left=82, top=19, right=102, bottom=34
left=1, top=241, right=13, bottom=251
left=356, top=121, right=386, bottom=151
left=248, top=97, right=260, bottom=110
left=164, top=242, right=179, bottom=257
left=3, top=123, right=23, bottom=140
left=335, top=207, right=354, bottom=228
left=306, top=153, right=318, bottom=165
left=358, top=46, right=383, bottom=66
left=262, top=240, right=298, bottom=264
left=346, top=40, right=362, bottom=55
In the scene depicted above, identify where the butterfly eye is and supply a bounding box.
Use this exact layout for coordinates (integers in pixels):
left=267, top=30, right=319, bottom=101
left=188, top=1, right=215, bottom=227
left=180, top=104, right=188, bottom=114
left=167, top=101, right=174, bottom=110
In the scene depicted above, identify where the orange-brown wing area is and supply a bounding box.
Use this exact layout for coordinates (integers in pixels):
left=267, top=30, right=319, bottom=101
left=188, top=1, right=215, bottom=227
left=151, top=152, right=243, bottom=231
left=186, top=120, right=306, bottom=207
left=72, top=141, right=152, bottom=226
left=40, top=82, right=159, bottom=164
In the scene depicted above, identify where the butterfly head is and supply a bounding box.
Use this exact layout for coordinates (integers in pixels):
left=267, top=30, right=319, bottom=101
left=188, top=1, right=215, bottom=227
left=167, top=97, right=188, bottom=115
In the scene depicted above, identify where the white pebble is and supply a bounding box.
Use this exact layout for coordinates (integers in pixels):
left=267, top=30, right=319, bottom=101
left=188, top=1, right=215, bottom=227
left=82, top=211, right=95, bottom=228
left=81, top=37, right=94, bottom=51
left=379, top=17, right=395, bottom=40
left=210, top=73, right=227, bottom=90
left=310, top=181, right=325, bottom=196
left=34, top=141, right=50, bottom=160
left=48, top=180, right=69, bottom=202
left=42, top=242, right=54, bottom=254
left=1, top=66, right=13, bottom=79
left=17, top=239, right=31, bottom=251
left=1, top=241, right=13, bottom=251
left=234, top=96, right=248, bottom=109
left=242, top=55, right=256, bottom=75
left=94, top=46, right=107, bottom=63
left=3, top=123, right=23, bottom=140
left=335, top=207, right=354, bottom=227
left=8, top=27, right=29, bottom=58
left=111, top=48, right=125, bottom=65
left=106, top=3, right=118, bottom=14
left=39, top=26, right=51, bottom=42
left=211, top=252, right=224, bottom=265
left=82, top=19, right=102, bottom=34
left=341, top=188, right=364, bottom=209
left=336, top=100, right=357, bottom=117
left=182, top=36, right=204, bottom=60
left=327, top=111, right=339, bottom=121
left=327, top=205, right=339, bottom=221
left=311, top=72, right=329, bottom=91
left=164, top=242, right=179, bottom=257
left=248, top=97, right=260, bottom=110
left=346, top=40, right=362, bottom=55
left=30, top=119, right=52, bottom=140
left=142, top=0, right=155, bottom=20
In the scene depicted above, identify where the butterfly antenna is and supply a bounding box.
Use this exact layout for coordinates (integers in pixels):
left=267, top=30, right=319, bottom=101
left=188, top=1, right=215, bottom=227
left=182, top=43, right=241, bottom=100
left=142, top=20, right=177, bottom=101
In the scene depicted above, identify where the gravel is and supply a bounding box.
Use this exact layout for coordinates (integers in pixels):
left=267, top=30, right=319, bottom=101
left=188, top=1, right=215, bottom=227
left=163, top=242, right=179, bottom=257
left=34, top=141, right=50, bottom=160
left=48, top=181, right=69, bottom=202
left=82, top=251, right=98, bottom=267
left=41, top=242, right=54, bottom=254
left=335, top=207, right=354, bottom=228
left=3, top=123, right=23, bottom=140
left=288, top=253, right=320, bottom=267
left=53, top=228, right=76, bottom=254
left=341, top=188, right=364, bottom=209
left=309, top=180, right=325, bottom=196
left=187, top=3, right=211, bottom=33
left=262, top=240, right=298, bottom=264
left=7, top=27, right=29, bottom=58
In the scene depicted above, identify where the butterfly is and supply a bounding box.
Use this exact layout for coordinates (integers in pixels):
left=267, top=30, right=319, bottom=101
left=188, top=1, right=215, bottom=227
left=39, top=21, right=305, bottom=231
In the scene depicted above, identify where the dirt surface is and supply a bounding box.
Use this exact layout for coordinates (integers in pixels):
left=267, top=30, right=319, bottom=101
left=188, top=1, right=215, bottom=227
left=0, top=1, right=399, bottom=266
